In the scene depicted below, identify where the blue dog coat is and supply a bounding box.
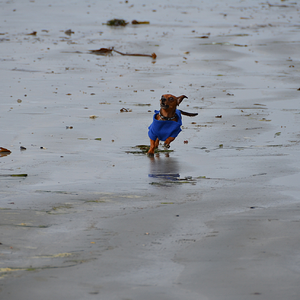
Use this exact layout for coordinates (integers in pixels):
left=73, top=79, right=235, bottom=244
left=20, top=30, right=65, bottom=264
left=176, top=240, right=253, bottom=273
left=148, top=109, right=182, bottom=141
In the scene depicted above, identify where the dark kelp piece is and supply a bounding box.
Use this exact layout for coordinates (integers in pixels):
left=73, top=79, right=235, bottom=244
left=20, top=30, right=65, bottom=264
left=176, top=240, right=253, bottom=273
left=104, top=19, right=128, bottom=26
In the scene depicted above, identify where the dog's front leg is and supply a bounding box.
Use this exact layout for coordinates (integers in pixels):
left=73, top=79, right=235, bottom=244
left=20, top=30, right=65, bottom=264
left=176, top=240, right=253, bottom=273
left=148, top=138, right=159, bottom=156
left=164, top=137, right=175, bottom=149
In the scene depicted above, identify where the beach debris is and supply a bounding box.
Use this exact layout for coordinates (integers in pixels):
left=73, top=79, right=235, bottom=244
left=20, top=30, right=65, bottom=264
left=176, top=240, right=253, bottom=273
left=0, top=147, right=11, bottom=153
left=27, top=31, right=37, bottom=36
left=0, top=147, right=11, bottom=157
left=89, top=115, right=98, bottom=119
left=126, top=145, right=173, bottom=154
left=215, top=115, right=222, bottom=118
left=94, top=138, right=102, bottom=141
left=104, top=19, right=128, bottom=26
left=0, top=174, right=28, bottom=177
left=184, top=140, right=189, bottom=144
left=89, top=47, right=157, bottom=59
left=297, top=88, right=300, bottom=91
left=64, top=29, right=74, bottom=36
left=150, top=176, right=196, bottom=186
left=66, top=126, right=73, bottom=129
left=17, top=99, right=22, bottom=103
left=197, top=35, right=210, bottom=38
left=40, top=146, right=46, bottom=149
left=89, top=47, right=113, bottom=55
left=131, top=20, right=150, bottom=25
left=20, top=146, right=26, bottom=150
left=113, top=48, right=157, bottom=59
left=120, top=108, right=132, bottom=112
left=274, top=132, right=281, bottom=137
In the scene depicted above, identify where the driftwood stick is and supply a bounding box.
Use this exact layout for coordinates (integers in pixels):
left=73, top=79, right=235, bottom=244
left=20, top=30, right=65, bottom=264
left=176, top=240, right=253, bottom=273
left=113, top=49, right=156, bottom=59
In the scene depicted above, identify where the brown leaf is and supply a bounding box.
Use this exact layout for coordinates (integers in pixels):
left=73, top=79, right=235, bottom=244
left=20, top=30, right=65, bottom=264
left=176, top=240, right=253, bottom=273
left=0, top=147, right=11, bottom=153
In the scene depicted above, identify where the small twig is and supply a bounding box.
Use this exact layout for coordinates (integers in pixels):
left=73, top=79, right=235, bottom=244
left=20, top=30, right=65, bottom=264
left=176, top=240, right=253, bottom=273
left=89, top=47, right=157, bottom=59
left=113, top=49, right=156, bottom=59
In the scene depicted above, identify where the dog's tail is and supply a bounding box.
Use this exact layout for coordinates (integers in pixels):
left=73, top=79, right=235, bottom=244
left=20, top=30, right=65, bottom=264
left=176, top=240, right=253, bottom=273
left=179, top=110, right=198, bottom=117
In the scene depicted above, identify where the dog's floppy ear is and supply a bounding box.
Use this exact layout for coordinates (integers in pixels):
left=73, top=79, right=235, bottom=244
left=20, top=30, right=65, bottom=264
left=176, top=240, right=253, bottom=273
left=176, top=95, right=188, bottom=106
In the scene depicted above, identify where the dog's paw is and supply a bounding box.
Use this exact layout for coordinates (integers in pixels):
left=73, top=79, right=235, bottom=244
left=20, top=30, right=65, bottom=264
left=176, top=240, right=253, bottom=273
left=163, top=143, right=170, bottom=149
left=147, top=152, right=155, bottom=157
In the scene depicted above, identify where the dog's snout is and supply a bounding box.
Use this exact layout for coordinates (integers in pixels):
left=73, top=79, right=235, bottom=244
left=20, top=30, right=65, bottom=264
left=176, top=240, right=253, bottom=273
left=161, top=96, right=166, bottom=103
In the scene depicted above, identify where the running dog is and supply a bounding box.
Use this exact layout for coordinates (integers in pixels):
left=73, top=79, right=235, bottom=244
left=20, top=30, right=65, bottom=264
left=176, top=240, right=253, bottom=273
left=147, top=94, right=197, bottom=156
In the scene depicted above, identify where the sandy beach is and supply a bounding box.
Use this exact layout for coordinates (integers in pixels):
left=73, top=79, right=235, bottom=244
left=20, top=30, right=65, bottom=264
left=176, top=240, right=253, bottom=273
left=1, top=0, right=300, bottom=299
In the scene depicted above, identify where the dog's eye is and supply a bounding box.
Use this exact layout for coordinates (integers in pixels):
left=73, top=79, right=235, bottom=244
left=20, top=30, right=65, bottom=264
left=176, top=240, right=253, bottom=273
left=169, top=97, right=174, bottom=101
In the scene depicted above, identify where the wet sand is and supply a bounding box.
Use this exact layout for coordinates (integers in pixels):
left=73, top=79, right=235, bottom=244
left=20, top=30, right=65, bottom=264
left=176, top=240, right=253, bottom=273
left=1, top=0, right=300, bottom=299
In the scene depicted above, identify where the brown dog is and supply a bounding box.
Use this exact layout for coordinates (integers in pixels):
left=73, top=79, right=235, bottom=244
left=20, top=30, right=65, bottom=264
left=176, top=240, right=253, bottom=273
left=147, top=94, right=197, bottom=156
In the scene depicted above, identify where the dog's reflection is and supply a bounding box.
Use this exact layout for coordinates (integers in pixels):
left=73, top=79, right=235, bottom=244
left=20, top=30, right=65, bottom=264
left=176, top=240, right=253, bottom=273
left=148, top=155, right=180, bottom=181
